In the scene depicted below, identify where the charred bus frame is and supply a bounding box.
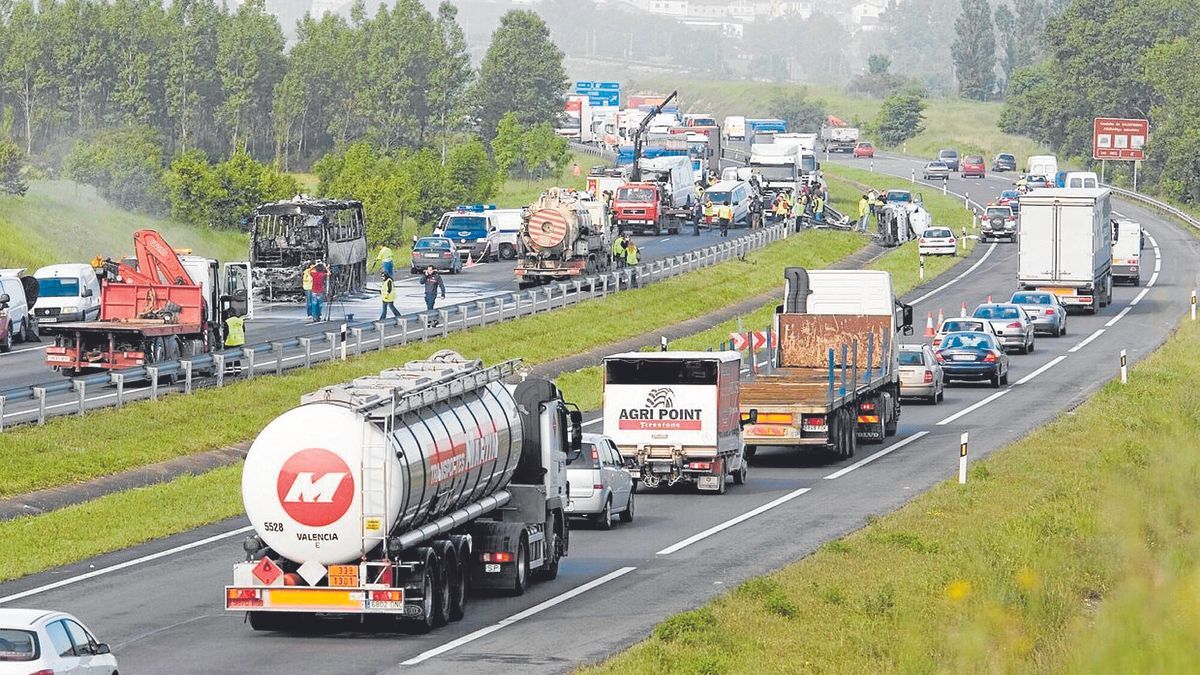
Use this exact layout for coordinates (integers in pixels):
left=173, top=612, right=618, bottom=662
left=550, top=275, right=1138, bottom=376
left=249, top=197, right=368, bottom=301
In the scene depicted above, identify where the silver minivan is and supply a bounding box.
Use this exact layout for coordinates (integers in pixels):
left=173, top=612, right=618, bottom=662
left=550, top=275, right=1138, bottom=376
left=565, top=433, right=634, bottom=529
left=704, top=180, right=753, bottom=226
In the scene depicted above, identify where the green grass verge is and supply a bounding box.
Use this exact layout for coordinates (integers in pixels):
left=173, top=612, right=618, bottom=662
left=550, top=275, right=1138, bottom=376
left=0, top=465, right=244, bottom=582
left=0, top=180, right=248, bottom=270
left=628, top=76, right=1047, bottom=167
left=0, top=230, right=864, bottom=500
left=493, top=151, right=598, bottom=208
left=586, top=314, right=1200, bottom=673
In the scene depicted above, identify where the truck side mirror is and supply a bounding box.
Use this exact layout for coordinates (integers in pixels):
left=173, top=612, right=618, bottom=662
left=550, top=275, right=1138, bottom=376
left=0, top=293, right=8, bottom=305
left=901, top=304, right=914, bottom=334
left=740, top=409, right=758, bottom=428
left=82, top=287, right=93, bottom=298
left=566, top=408, right=583, bottom=464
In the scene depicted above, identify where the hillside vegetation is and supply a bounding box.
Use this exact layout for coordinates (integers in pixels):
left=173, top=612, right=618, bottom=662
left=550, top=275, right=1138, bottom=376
left=0, top=180, right=248, bottom=271
left=629, top=76, right=1047, bottom=164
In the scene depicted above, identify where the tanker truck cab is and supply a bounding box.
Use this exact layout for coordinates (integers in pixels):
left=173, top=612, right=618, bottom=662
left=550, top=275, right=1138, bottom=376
left=227, top=351, right=582, bottom=633
left=602, top=351, right=750, bottom=494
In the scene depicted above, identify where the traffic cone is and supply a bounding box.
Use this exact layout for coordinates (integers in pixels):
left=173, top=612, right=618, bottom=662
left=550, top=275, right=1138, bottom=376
left=960, top=301, right=967, bottom=317
left=987, top=294, right=992, bottom=303
left=924, top=312, right=935, bottom=337
left=937, top=308, right=945, bottom=328
left=464, top=251, right=478, bottom=269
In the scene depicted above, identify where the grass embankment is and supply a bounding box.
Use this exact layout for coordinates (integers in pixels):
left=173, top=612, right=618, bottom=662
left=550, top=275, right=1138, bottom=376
left=493, top=150, right=597, bottom=208
left=559, top=169, right=980, bottom=412
left=588, top=315, right=1200, bottom=673
left=628, top=76, right=1047, bottom=165
left=0, top=180, right=248, bottom=270
left=0, top=230, right=867, bottom=581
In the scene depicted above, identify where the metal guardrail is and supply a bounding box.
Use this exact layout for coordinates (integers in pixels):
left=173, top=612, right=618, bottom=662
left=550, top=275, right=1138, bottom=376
left=0, top=225, right=790, bottom=430
left=569, top=141, right=617, bottom=162
left=1104, top=184, right=1200, bottom=231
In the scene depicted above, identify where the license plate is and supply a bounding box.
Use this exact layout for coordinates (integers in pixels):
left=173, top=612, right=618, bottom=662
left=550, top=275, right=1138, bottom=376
left=46, top=355, right=72, bottom=363
left=367, top=600, right=404, bottom=610
left=484, top=564, right=501, bottom=573
left=698, top=476, right=720, bottom=489
left=952, top=354, right=976, bottom=361
left=40, top=317, right=57, bottom=323
left=802, top=423, right=827, bottom=432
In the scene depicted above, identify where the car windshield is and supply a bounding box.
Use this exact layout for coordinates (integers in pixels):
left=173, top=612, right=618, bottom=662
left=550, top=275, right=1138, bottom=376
left=986, top=207, right=1012, bottom=218
left=618, top=187, right=657, bottom=202
left=0, top=628, right=37, bottom=661
left=998, top=154, right=1015, bottom=161
left=443, top=216, right=487, bottom=236
left=965, top=156, right=984, bottom=164
left=940, top=150, right=958, bottom=158
left=924, top=228, right=952, bottom=238
left=942, top=320, right=984, bottom=333
left=886, top=191, right=911, bottom=203
left=899, top=350, right=925, bottom=365
left=942, top=333, right=993, bottom=350
left=1001, top=191, right=1018, bottom=199
left=705, top=190, right=732, bottom=205
left=974, top=306, right=1021, bottom=320
left=36, top=277, right=80, bottom=298
left=927, top=162, right=947, bottom=169
left=858, top=143, right=872, bottom=149
left=415, top=239, right=451, bottom=251
left=1012, top=293, right=1051, bottom=305
left=605, top=358, right=718, bottom=385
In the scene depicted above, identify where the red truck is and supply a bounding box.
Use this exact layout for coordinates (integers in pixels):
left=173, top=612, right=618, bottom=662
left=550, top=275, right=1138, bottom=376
left=42, top=230, right=228, bottom=376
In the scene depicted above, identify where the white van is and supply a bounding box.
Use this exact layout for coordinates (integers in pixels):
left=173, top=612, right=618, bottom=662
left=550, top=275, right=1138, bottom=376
left=723, top=116, right=746, bottom=143
left=1065, top=171, right=1099, bottom=189
left=704, top=180, right=753, bottom=226
left=0, top=269, right=38, bottom=349
left=1111, top=219, right=1142, bottom=285
left=1027, top=155, right=1059, bottom=179
left=33, top=263, right=102, bottom=323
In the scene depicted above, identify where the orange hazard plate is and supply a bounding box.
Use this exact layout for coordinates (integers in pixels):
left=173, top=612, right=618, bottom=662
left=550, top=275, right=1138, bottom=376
left=328, top=565, right=359, bottom=587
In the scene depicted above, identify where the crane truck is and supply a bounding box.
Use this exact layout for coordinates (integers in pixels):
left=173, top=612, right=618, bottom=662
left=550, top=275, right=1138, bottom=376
left=739, top=267, right=913, bottom=460
left=226, top=350, right=583, bottom=633
left=515, top=188, right=613, bottom=289
left=41, top=230, right=232, bottom=376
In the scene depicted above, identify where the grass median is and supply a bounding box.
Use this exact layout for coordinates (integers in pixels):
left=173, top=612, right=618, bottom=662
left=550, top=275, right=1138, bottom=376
left=584, top=315, right=1200, bottom=672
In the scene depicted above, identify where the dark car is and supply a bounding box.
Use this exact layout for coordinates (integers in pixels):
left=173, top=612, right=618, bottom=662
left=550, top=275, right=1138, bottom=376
left=992, top=153, right=1017, bottom=172
left=961, top=155, right=986, bottom=179
left=410, top=237, right=463, bottom=274
left=935, top=332, right=1009, bottom=388
left=937, top=149, right=960, bottom=172
left=996, top=190, right=1021, bottom=213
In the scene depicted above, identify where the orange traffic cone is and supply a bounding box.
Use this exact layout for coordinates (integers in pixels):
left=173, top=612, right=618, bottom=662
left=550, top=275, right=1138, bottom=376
left=464, top=251, right=478, bottom=269
left=960, top=301, right=967, bottom=317
left=924, top=312, right=935, bottom=337
left=987, top=295, right=993, bottom=303
left=937, top=308, right=945, bottom=328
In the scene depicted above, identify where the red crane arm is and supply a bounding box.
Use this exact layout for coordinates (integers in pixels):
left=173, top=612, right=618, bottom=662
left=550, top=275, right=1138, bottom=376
left=132, top=229, right=195, bottom=286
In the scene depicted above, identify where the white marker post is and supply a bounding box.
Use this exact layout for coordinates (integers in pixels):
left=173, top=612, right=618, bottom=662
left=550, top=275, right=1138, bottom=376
left=1192, top=289, right=1197, bottom=321
left=1120, top=349, right=1128, bottom=384
left=919, top=255, right=925, bottom=281
left=660, top=336, right=668, bottom=352
left=339, top=323, right=348, bottom=361
left=910, top=169, right=915, bottom=184
left=959, top=432, right=969, bottom=484
left=961, top=225, right=967, bottom=251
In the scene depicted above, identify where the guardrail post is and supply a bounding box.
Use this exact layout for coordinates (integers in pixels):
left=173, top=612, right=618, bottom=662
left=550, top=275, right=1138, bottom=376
left=113, top=373, right=125, bottom=408
left=399, top=317, right=408, bottom=345
left=299, top=338, right=313, bottom=368
left=32, top=387, right=46, bottom=425
left=267, top=342, right=282, bottom=375
left=0, top=395, right=5, bottom=432
left=374, top=322, right=387, bottom=350
left=182, top=360, right=193, bottom=395
left=353, top=328, right=364, bottom=356
left=146, top=368, right=159, bottom=400
left=475, top=300, right=487, bottom=325
left=324, top=333, right=337, bottom=363
left=213, top=354, right=225, bottom=386
left=557, top=283, right=568, bottom=308
left=74, top=380, right=86, bottom=415
left=245, top=348, right=256, bottom=378
left=439, top=310, right=449, bottom=338
left=571, top=281, right=582, bottom=303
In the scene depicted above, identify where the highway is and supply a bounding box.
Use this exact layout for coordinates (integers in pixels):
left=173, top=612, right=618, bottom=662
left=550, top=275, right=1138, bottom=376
left=1, top=152, right=1197, bottom=674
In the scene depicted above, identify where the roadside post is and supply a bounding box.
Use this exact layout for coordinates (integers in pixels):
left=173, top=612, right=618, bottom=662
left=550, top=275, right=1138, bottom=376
left=919, top=255, right=925, bottom=281
left=959, top=432, right=969, bottom=484
left=0, top=395, right=5, bottom=432
left=660, top=336, right=668, bottom=352
left=961, top=225, right=967, bottom=251
left=1120, top=349, right=1128, bottom=384
left=1191, top=289, right=1196, bottom=321
left=870, top=160, right=874, bottom=172
left=964, top=192, right=969, bottom=209
left=910, top=169, right=915, bottom=184
left=339, top=323, right=348, bottom=361
left=942, top=181, right=947, bottom=196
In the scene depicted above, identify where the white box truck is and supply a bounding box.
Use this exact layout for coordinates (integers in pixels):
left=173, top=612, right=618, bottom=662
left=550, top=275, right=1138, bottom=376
left=604, top=351, right=751, bottom=494
left=1017, top=188, right=1114, bottom=313
left=1111, top=218, right=1142, bottom=285
left=749, top=142, right=803, bottom=196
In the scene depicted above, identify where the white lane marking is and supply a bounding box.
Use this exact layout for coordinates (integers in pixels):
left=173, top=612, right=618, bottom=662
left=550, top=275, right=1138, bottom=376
left=0, top=525, right=254, bottom=605
left=0, top=343, right=49, bottom=358
left=1068, top=329, right=1106, bottom=353
left=581, top=417, right=603, bottom=427
left=656, top=488, right=811, bottom=556
left=399, top=566, right=637, bottom=666
left=935, top=389, right=1010, bottom=426
left=909, top=243, right=998, bottom=305
left=1014, top=355, right=1067, bottom=386
left=823, top=431, right=929, bottom=480
left=1130, top=287, right=1151, bottom=306
left=1105, top=306, right=1132, bottom=327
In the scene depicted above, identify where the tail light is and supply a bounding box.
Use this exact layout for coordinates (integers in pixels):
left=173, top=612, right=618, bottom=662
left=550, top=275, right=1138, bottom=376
left=593, top=484, right=603, bottom=490
left=591, top=448, right=600, bottom=462
left=983, top=352, right=998, bottom=363
left=687, top=461, right=712, bottom=471
left=370, top=590, right=403, bottom=602
left=919, top=238, right=926, bottom=244
left=482, top=552, right=513, bottom=563
left=443, top=252, right=452, bottom=258
left=28, top=670, right=55, bottom=675
left=859, top=401, right=877, bottom=412
left=934, top=352, right=945, bottom=363
left=804, top=416, right=825, bottom=427
left=933, top=337, right=942, bottom=347
left=949, top=238, right=956, bottom=244
left=923, top=370, right=933, bottom=383
left=1044, top=309, right=1055, bottom=315
left=1007, top=321, right=1023, bottom=329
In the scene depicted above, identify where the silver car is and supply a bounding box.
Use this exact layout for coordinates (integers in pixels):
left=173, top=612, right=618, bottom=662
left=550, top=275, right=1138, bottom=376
left=1009, top=291, right=1068, bottom=336
left=972, top=303, right=1035, bottom=354
left=923, top=161, right=951, bottom=181
left=566, top=433, right=634, bottom=529
left=899, top=344, right=944, bottom=403
left=0, top=608, right=118, bottom=675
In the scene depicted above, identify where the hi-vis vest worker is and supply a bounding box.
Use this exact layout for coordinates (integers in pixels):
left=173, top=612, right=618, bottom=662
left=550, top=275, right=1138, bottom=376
left=381, top=277, right=396, bottom=303
left=718, top=204, right=733, bottom=221
left=704, top=201, right=715, bottom=219
left=302, top=266, right=314, bottom=292
left=225, top=315, right=245, bottom=347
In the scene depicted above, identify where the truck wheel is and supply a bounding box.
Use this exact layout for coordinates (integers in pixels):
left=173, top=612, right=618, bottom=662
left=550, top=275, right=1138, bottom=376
left=499, top=243, right=517, bottom=260
left=845, top=412, right=858, bottom=458
left=510, top=536, right=530, bottom=596
left=431, top=542, right=457, bottom=627
left=406, top=566, right=438, bottom=634
left=432, top=557, right=451, bottom=628
left=536, top=530, right=561, bottom=580
left=744, top=445, right=757, bottom=461
left=733, top=464, right=747, bottom=485
left=620, top=492, right=635, bottom=523
left=595, top=497, right=613, bottom=530
left=0, top=323, right=11, bottom=353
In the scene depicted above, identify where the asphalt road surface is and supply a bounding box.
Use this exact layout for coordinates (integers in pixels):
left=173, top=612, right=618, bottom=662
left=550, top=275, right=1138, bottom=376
left=2, top=151, right=1197, bottom=674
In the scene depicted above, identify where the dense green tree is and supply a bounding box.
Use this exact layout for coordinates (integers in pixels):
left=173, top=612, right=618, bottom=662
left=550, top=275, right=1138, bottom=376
left=951, top=0, right=997, bottom=100
left=0, top=138, right=28, bottom=196
left=473, top=10, right=567, bottom=141
left=63, top=126, right=167, bottom=213
left=769, top=90, right=827, bottom=134
left=874, top=89, right=927, bottom=146
left=1141, top=37, right=1200, bottom=202
left=882, top=0, right=957, bottom=95
left=430, top=2, right=473, bottom=162
left=163, top=146, right=297, bottom=229
left=216, top=0, right=285, bottom=157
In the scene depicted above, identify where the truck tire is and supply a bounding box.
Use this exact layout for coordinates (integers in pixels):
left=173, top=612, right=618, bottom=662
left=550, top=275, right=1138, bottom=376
left=733, top=463, right=747, bottom=485
left=744, top=445, right=757, bottom=461
left=845, top=410, right=858, bottom=458
left=405, top=565, right=438, bottom=634
left=499, top=243, right=517, bottom=260
left=535, top=529, right=561, bottom=581
left=448, top=535, right=471, bottom=622
left=247, top=611, right=294, bottom=632
left=510, top=535, right=530, bottom=596
left=431, top=541, right=458, bottom=627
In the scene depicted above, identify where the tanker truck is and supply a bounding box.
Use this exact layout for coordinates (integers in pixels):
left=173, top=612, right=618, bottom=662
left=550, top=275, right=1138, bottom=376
left=225, top=350, right=583, bottom=633
left=515, top=187, right=612, bottom=289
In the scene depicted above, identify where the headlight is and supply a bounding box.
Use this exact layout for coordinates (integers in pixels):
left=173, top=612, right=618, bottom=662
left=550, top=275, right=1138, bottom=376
left=61, top=306, right=77, bottom=314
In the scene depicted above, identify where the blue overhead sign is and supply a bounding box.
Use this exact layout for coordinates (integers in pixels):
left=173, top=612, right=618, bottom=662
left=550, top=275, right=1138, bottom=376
left=574, top=81, right=620, bottom=107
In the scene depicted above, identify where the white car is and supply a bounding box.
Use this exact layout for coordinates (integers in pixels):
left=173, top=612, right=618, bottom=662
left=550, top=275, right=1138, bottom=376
left=932, top=317, right=998, bottom=349
left=917, top=227, right=957, bottom=256
left=0, top=608, right=117, bottom=675
left=565, top=433, right=634, bottom=529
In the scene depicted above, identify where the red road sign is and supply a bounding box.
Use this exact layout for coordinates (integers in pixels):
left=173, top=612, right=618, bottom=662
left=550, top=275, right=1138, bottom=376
left=729, top=331, right=773, bottom=351
left=1093, top=117, right=1148, bottom=160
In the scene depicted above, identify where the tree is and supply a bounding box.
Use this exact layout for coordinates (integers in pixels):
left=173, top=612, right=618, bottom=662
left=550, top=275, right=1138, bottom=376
left=0, top=137, right=28, bottom=196
left=164, top=146, right=297, bottom=229
left=63, top=126, right=167, bottom=213
left=868, top=54, right=892, bottom=76
left=769, top=90, right=827, bottom=134
left=430, top=2, right=472, bottom=162
left=874, top=89, right=927, bottom=146
left=1142, top=36, right=1200, bottom=203
left=952, top=0, right=997, bottom=100
left=882, top=0, right=957, bottom=95
left=216, top=0, right=285, bottom=156
left=163, top=149, right=219, bottom=225
left=473, top=10, right=567, bottom=141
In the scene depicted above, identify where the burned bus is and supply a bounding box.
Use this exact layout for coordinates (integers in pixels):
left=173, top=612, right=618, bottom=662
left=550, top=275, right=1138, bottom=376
left=249, top=197, right=368, bottom=301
